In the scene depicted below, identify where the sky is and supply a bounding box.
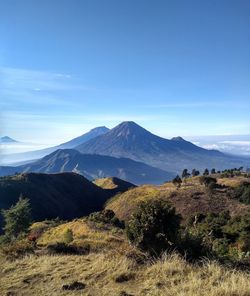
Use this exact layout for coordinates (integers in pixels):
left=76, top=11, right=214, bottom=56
left=1, top=0, right=250, bottom=147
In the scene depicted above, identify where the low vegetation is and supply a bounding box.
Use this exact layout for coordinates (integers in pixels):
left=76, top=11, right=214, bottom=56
left=0, top=171, right=250, bottom=295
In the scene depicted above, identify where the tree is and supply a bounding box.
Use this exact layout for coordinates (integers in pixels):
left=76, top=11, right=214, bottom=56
left=126, top=199, right=181, bottom=254
left=192, top=169, right=200, bottom=177
left=1, top=197, right=32, bottom=240
left=172, top=175, right=182, bottom=188
left=203, top=168, right=209, bottom=176
left=182, top=169, right=189, bottom=179
left=211, top=168, right=216, bottom=174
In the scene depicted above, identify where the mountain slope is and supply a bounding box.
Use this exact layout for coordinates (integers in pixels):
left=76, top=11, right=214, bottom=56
left=0, top=172, right=111, bottom=231
left=3, top=126, right=109, bottom=164
left=76, top=121, right=250, bottom=173
left=0, top=149, right=174, bottom=185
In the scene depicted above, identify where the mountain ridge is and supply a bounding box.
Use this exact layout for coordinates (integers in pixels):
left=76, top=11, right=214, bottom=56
left=0, top=148, right=174, bottom=184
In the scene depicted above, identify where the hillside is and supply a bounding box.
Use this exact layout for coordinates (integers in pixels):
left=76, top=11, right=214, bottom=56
left=0, top=172, right=111, bottom=231
left=106, top=176, right=250, bottom=223
left=0, top=149, right=175, bottom=184
left=76, top=121, right=250, bottom=173
left=1, top=217, right=249, bottom=296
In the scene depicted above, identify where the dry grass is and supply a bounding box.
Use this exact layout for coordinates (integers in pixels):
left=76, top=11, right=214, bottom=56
left=37, top=219, right=125, bottom=251
left=217, top=177, right=250, bottom=188
left=0, top=251, right=249, bottom=296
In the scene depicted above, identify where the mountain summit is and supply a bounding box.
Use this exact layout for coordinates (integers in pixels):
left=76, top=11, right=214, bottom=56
left=0, top=136, right=18, bottom=143
left=76, top=121, right=248, bottom=173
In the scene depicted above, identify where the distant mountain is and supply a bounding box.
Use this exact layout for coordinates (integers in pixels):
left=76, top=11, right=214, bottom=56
left=76, top=121, right=250, bottom=173
left=0, top=136, right=18, bottom=143
left=0, top=172, right=112, bottom=232
left=0, top=149, right=174, bottom=185
left=56, top=126, right=109, bottom=149
left=3, top=126, right=109, bottom=164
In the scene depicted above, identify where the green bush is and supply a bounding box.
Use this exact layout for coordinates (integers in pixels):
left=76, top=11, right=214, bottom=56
left=187, top=211, right=250, bottom=261
left=126, top=199, right=181, bottom=255
left=177, top=231, right=212, bottom=261
left=88, top=209, right=125, bottom=228
left=230, top=182, right=250, bottom=204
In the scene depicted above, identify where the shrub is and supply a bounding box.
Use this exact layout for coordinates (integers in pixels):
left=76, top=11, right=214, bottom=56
left=199, top=176, right=217, bottom=187
left=230, top=182, right=250, bottom=204
left=177, top=231, right=212, bottom=261
left=88, top=209, right=125, bottom=228
left=63, top=228, right=74, bottom=244
left=126, top=199, right=181, bottom=255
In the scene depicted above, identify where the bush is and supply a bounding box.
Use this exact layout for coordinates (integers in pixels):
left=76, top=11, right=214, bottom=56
left=177, top=231, right=212, bottom=261
left=88, top=209, right=125, bottom=228
left=126, top=199, right=181, bottom=255
left=63, top=229, right=74, bottom=244
left=230, top=182, right=250, bottom=204
left=199, top=176, right=217, bottom=187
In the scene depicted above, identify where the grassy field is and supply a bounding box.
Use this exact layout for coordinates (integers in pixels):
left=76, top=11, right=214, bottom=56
left=1, top=251, right=250, bottom=296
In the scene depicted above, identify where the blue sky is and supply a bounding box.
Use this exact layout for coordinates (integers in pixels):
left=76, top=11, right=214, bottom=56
left=1, top=0, right=250, bottom=145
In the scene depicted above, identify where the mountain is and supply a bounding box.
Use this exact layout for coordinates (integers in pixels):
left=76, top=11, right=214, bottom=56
left=0, top=149, right=174, bottom=185
left=2, top=126, right=109, bottom=164
left=0, top=136, right=18, bottom=143
left=0, top=172, right=112, bottom=232
left=76, top=121, right=250, bottom=173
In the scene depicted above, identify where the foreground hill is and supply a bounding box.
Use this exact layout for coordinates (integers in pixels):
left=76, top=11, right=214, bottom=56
left=1, top=218, right=249, bottom=296
left=2, top=126, right=109, bottom=164
left=0, top=149, right=174, bottom=184
left=76, top=121, right=250, bottom=173
left=0, top=172, right=111, bottom=231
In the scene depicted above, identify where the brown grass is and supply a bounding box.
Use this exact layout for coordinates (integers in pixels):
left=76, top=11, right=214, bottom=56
left=1, top=251, right=249, bottom=296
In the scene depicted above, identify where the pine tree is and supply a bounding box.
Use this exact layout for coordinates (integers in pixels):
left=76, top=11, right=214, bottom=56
left=2, top=197, right=32, bottom=240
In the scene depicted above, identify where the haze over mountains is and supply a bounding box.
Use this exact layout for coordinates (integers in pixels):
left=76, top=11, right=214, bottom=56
left=2, top=121, right=250, bottom=181
left=1, top=126, right=109, bottom=164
